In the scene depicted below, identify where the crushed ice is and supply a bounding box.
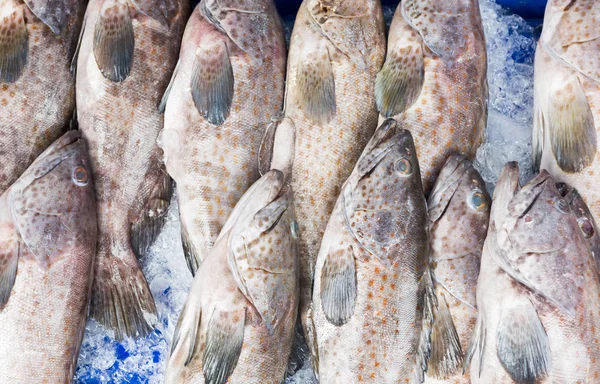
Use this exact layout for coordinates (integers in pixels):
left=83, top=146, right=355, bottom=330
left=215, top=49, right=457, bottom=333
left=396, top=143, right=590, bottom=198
left=74, top=1, right=540, bottom=382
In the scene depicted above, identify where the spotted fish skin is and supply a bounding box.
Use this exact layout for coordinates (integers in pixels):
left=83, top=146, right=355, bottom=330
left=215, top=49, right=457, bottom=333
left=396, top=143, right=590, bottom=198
left=165, top=170, right=298, bottom=384
left=76, top=0, right=189, bottom=339
left=284, top=0, right=387, bottom=369
left=468, top=165, right=600, bottom=383
left=160, top=0, right=287, bottom=275
left=0, top=130, right=97, bottom=383
left=377, top=0, right=488, bottom=194
left=534, top=1, right=600, bottom=223
left=0, top=0, right=86, bottom=194
left=312, top=121, right=429, bottom=384
left=424, top=155, right=490, bottom=383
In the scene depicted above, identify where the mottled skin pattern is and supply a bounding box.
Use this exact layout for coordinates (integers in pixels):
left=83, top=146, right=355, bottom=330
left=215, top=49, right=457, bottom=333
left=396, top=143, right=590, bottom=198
left=76, top=0, right=188, bottom=338
left=165, top=170, right=298, bottom=384
left=0, top=0, right=85, bottom=194
left=313, top=123, right=429, bottom=384
left=470, top=166, right=600, bottom=383
left=535, top=1, right=600, bottom=223
left=0, top=131, right=97, bottom=383
left=161, top=0, right=286, bottom=273
left=425, top=155, right=490, bottom=384
left=285, top=0, right=386, bottom=367
left=382, top=0, right=488, bottom=194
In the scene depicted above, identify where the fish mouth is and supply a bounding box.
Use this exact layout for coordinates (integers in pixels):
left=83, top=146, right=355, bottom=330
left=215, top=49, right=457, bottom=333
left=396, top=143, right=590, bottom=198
left=25, top=130, right=85, bottom=181
left=507, top=170, right=554, bottom=219
left=427, top=155, right=472, bottom=221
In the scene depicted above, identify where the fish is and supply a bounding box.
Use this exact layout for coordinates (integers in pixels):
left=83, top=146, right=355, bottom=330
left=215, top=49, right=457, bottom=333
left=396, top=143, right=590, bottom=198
left=0, top=0, right=86, bottom=194
left=424, top=154, right=490, bottom=383
left=312, top=119, right=433, bottom=384
left=75, top=0, right=189, bottom=339
left=283, top=0, right=387, bottom=370
left=375, top=0, right=488, bottom=194
left=557, top=182, right=600, bottom=273
left=533, top=0, right=600, bottom=224
left=159, top=0, right=287, bottom=275
left=466, top=164, right=600, bottom=383
left=165, top=169, right=298, bottom=384
left=0, top=130, right=97, bottom=383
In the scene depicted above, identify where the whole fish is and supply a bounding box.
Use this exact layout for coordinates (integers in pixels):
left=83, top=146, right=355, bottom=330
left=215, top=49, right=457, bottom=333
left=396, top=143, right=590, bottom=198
left=160, top=0, right=287, bottom=275
left=312, top=120, right=432, bottom=384
left=75, top=0, right=189, bottom=339
left=0, top=0, right=86, bottom=194
left=533, top=0, right=600, bottom=223
left=375, top=0, right=488, bottom=194
left=284, top=0, right=386, bottom=369
left=425, top=154, right=490, bottom=383
left=165, top=169, right=298, bottom=384
left=0, top=130, right=96, bottom=383
left=467, top=164, right=600, bottom=383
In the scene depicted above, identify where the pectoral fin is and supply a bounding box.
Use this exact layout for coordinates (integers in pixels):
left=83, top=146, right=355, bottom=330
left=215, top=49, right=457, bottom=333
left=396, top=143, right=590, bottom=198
left=496, top=298, right=551, bottom=383
left=320, top=244, right=357, bottom=326
left=428, top=288, right=463, bottom=379
left=547, top=75, right=596, bottom=173
left=0, top=241, right=19, bottom=308
left=375, top=45, right=424, bottom=117
left=296, top=46, right=336, bottom=124
left=93, top=0, right=135, bottom=83
left=0, top=2, right=28, bottom=83
left=191, top=42, right=234, bottom=126
left=203, top=308, right=245, bottom=384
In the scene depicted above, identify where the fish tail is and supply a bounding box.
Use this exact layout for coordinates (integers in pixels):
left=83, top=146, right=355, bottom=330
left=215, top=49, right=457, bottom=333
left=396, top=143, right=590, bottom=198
left=90, top=247, right=157, bottom=340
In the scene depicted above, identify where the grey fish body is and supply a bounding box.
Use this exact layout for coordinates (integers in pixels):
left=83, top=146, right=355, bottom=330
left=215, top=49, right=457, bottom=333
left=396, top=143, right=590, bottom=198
left=76, top=0, right=189, bottom=338
left=468, top=165, right=600, bottom=383
left=312, top=120, right=430, bottom=384
left=166, top=170, right=298, bottom=384
left=0, top=0, right=86, bottom=194
left=0, top=130, right=97, bottom=383
left=160, top=0, right=287, bottom=275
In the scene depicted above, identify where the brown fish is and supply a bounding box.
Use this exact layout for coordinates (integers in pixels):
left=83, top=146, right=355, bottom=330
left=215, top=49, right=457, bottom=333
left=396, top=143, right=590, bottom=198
left=283, top=0, right=387, bottom=370
left=425, top=155, right=490, bottom=383
left=0, top=0, right=86, bottom=194
left=75, top=0, right=189, bottom=339
left=375, top=0, right=488, bottom=194
left=467, top=165, right=600, bottom=383
left=0, top=130, right=96, bottom=383
left=312, top=120, right=432, bottom=384
left=533, top=0, right=600, bottom=224
left=165, top=169, right=298, bottom=384
left=160, top=0, right=287, bottom=275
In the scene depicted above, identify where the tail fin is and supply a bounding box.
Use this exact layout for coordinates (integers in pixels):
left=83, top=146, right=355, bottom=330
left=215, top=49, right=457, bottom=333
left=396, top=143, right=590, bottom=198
left=90, top=250, right=157, bottom=339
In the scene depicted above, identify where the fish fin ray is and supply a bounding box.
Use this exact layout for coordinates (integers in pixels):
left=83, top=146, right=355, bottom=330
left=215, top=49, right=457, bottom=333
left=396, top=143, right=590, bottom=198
left=191, top=41, right=234, bottom=125
left=202, top=308, right=245, bottom=384
left=93, top=0, right=134, bottom=82
left=496, top=298, right=551, bottom=383
left=296, top=46, right=336, bottom=124
left=464, top=309, right=486, bottom=376
left=415, top=268, right=435, bottom=383
left=169, top=298, right=202, bottom=366
left=428, top=287, right=464, bottom=379
left=0, top=3, right=28, bottom=83
left=181, top=222, right=200, bottom=276
left=0, top=241, right=19, bottom=308
left=320, top=244, right=357, bottom=326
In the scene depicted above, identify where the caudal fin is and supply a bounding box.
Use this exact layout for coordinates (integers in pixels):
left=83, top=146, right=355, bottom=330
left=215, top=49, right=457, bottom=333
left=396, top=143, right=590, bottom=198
left=90, top=253, right=157, bottom=339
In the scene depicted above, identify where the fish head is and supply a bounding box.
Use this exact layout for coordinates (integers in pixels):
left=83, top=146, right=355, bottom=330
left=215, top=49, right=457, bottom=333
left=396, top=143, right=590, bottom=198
left=343, top=119, right=427, bottom=269
left=7, top=130, right=96, bottom=266
left=225, top=169, right=298, bottom=333
left=428, top=155, right=490, bottom=261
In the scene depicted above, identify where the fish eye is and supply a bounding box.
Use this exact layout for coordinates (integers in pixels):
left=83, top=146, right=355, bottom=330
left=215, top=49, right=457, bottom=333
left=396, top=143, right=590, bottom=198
left=578, top=217, right=595, bottom=239
left=394, top=158, right=412, bottom=176
left=469, top=191, right=488, bottom=212
left=72, top=166, right=89, bottom=187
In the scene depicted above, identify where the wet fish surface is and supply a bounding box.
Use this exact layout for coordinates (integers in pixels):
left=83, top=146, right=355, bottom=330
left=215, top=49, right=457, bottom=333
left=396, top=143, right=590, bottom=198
left=165, top=169, right=298, bottom=384
left=160, top=0, right=287, bottom=275
left=0, top=0, right=86, bottom=194
left=533, top=0, right=600, bottom=223
left=0, top=130, right=97, bottom=383
left=424, top=154, right=490, bottom=383
left=283, top=0, right=387, bottom=370
left=75, top=0, right=189, bottom=339
left=376, top=0, right=488, bottom=194
left=312, top=120, right=432, bottom=384
left=467, top=164, right=600, bottom=383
